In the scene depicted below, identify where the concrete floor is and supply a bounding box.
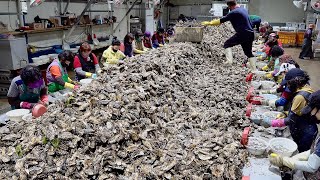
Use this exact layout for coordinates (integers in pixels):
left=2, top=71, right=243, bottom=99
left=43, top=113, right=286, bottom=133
left=284, top=47, right=320, bottom=90
left=0, top=48, right=319, bottom=114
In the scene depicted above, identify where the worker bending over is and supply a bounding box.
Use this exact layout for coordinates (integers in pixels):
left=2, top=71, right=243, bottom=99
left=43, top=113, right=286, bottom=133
left=73, top=42, right=101, bottom=80
left=47, top=50, right=80, bottom=92
left=201, top=0, right=257, bottom=71
left=143, top=31, right=153, bottom=49
left=152, top=28, right=165, bottom=48
left=262, top=69, right=317, bottom=153
left=269, top=90, right=320, bottom=179
left=133, top=29, right=148, bottom=54
left=7, top=65, right=48, bottom=109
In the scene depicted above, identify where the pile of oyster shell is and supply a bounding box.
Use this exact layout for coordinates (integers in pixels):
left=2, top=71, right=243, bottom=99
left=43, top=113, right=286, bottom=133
left=0, top=23, right=251, bottom=179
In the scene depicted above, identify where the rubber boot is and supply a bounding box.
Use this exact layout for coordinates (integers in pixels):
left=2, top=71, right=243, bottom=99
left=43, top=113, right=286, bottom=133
left=224, top=48, right=233, bottom=64
left=249, top=57, right=257, bottom=72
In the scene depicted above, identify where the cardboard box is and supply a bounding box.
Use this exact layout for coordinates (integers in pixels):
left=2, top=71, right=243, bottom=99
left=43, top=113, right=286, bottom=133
left=31, top=23, right=44, bottom=30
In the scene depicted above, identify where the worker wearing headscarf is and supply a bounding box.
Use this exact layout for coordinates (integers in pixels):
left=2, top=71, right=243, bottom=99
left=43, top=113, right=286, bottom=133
left=143, top=31, right=153, bottom=49
left=102, top=37, right=126, bottom=66
left=261, top=33, right=283, bottom=59
left=299, top=24, right=316, bottom=59
left=262, top=45, right=284, bottom=79
left=46, top=50, right=80, bottom=92
left=123, top=33, right=134, bottom=57
left=269, top=90, right=320, bottom=180
left=259, top=22, right=269, bottom=36
left=201, top=0, right=257, bottom=71
left=249, top=15, right=262, bottom=32
left=262, top=69, right=317, bottom=153
left=73, top=42, right=101, bottom=80
left=132, top=29, right=148, bottom=54
left=152, top=27, right=165, bottom=48
left=7, top=65, right=48, bottom=109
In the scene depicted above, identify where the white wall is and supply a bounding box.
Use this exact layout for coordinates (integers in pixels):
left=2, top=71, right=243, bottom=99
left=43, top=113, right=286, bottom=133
left=169, top=0, right=306, bottom=24
left=249, top=0, right=306, bottom=23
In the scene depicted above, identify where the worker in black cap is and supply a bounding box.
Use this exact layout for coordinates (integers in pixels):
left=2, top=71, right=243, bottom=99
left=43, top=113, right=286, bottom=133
left=262, top=68, right=317, bottom=153
left=269, top=90, right=320, bottom=179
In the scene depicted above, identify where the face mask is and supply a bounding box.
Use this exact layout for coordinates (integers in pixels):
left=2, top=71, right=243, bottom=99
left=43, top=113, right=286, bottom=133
left=61, top=61, right=70, bottom=67
left=28, top=79, right=43, bottom=88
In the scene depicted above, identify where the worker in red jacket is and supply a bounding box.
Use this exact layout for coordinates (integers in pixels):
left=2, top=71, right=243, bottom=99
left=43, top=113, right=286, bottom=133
left=73, top=42, right=101, bottom=81
left=152, top=28, right=165, bottom=48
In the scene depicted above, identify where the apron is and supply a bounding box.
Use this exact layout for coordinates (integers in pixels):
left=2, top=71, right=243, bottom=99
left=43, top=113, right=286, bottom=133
left=75, top=53, right=95, bottom=81
left=289, top=91, right=318, bottom=152
left=48, top=61, right=69, bottom=93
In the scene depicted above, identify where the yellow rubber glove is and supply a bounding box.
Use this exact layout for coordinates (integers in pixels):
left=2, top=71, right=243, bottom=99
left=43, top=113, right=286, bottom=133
left=85, top=72, right=93, bottom=78
left=261, top=65, right=269, bottom=71
left=67, top=77, right=73, bottom=83
left=277, top=112, right=287, bottom=119
left=265, top=73, right=273, bottom=79
left=269, top=153, right=295, bottom=169
left=134, top=49, right=145, bottom=54
left=64, top=82, right=75, bottom=89
left=202, top=19, right=221, bottom=26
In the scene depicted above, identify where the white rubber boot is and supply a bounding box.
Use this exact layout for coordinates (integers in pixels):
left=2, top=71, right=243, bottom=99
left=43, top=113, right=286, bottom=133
left=249, top=57, right=257, bottom=72
left=224, top=48, right=233, bottom=64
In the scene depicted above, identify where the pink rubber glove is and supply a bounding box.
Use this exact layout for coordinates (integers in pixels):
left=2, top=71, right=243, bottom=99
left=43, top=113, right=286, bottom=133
left=74, top=85, right=80, bottom=90
left=20, top=102, right=34, bottom=109
left=271, top=119, right=285, bottom=127
left=40, top=95, right=49, bottom=105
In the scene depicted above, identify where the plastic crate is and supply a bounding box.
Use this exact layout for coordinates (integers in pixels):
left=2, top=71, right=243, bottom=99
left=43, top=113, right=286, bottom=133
left=296, top=32, right=305, bottom=46
left=277, top=32, right=297, bottom=47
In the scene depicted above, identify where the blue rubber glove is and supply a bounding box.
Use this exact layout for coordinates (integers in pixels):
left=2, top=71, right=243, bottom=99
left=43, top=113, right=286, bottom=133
left=91, top=73, right=97, bottom=79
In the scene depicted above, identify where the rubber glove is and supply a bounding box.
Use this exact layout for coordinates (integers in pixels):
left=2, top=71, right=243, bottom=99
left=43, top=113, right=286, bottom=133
left=135, top=49, right=145, bottom=54
left=261, top=65, right=269, bottom=71
left=39, top=95, right=49, bottom=106
left=260, top=99, right=277, bottom=108
left=268, top=99, right=277, bottom=108
left=74, top=85, right=80, bottom=90
left=259, top=89, right=277, bottom=95
left=265, top=73, right=273, bottom=79
left=269, top=153, right=295, bottom=169
left=202, top=19, right=221, bottom=26
left=20, top=102, right=35, bottom=109
left=271, top=119, right=285, bottom=127
left=64, top=82, right=75, bottom=89
left=85, top=72, right=93, bottom=78
left=91, top=74, right=97, bottom=79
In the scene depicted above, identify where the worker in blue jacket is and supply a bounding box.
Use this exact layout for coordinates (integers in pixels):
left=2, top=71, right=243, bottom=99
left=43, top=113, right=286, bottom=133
left=201, top=0, right=257, bottom=72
